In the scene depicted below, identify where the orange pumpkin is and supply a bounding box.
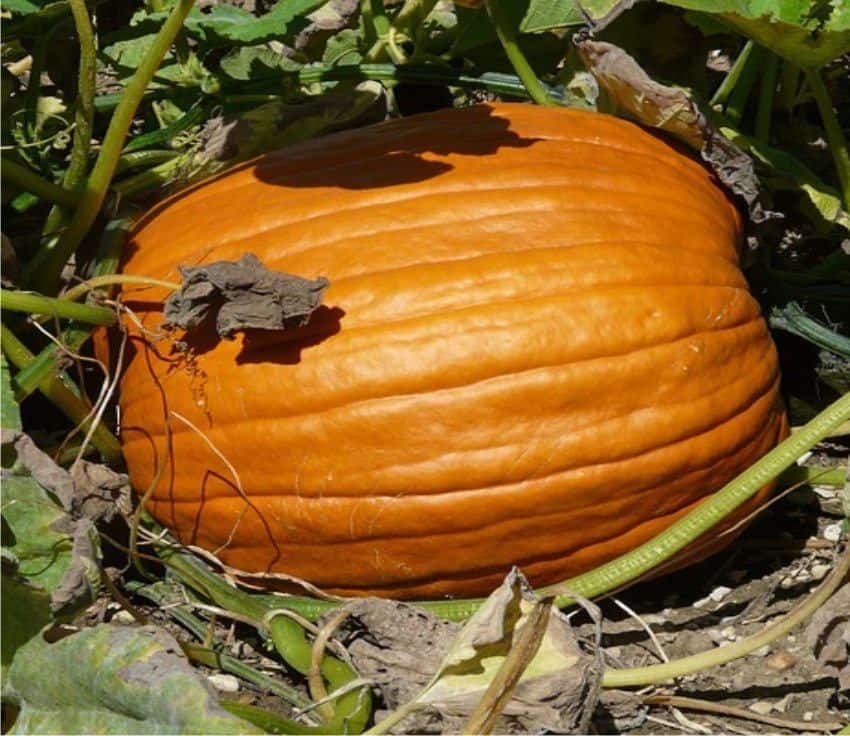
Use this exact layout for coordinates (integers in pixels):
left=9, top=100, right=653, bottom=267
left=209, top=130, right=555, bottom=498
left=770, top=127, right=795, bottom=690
left=115, top=103, right=786, bottom=599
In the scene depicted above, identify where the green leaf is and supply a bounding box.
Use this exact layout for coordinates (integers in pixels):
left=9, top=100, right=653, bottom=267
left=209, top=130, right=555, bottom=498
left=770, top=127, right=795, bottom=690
left=322, top=27, right=365, bottom=65
left=2, top=0, right=70, bottom=38
left=725, top=128, right=850, bottom=229
left=4, top=624, right=262, bottom=734
left=0, top=0, right=46, bottom=13
left=520, top=0, right=584, bottom=32
left=180, top=0, right=328, bottom=46
left=1, top=432, right=101, bottom=676
left=662, top=0, right=850, bottom=67
left=575, top=0, right=849, bottom=66
left=1, top=355, right=20, bottom=433
left=2, top=472, right=76, bottom=592
left=1, top=575, right=52, bottom=683
left=219, top=47, right=301, bottom=82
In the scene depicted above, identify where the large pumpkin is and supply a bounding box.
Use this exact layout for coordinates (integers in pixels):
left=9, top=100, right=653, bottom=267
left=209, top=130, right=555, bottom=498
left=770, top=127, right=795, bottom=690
left=116, top=103, right=786, bottom=598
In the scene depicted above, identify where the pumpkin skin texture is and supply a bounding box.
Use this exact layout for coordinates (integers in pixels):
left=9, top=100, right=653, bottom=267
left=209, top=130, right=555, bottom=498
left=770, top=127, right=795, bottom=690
left=115, top=103, right=787, bottom=599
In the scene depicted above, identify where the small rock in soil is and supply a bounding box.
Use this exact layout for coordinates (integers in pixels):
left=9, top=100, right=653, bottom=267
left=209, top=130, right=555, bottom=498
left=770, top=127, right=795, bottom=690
left=709, top=586, right=733, bottom=602
left=766, top=650, right=796, bottom=672
left=110, top=609, right=136, bottom=625
left=749, top=701, right=775, bottom=715
left=208, top=674, right=240, bottom=693
left=822, top=523, right=842, bottom=542
left=810, top=563, right=830, bottom=580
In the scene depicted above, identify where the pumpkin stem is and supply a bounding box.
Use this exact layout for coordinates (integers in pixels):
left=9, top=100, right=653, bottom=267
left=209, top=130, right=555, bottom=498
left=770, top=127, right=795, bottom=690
left=1, top=288, right=117, bottom=325
left=601, top=545, right=849, bottom=687
left=710, top=40, right=754, bottom=108
left=805, top=67, right=850, bottom=211
left=484, top=0, right=558, bottom=107
left=0, top=158, right=78, bottom=209
left=24, top=0, right=198, bottom=295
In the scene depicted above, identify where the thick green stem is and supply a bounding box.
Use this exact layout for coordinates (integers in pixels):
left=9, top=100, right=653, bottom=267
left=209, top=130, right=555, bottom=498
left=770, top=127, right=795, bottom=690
left=115, top=150, right=180, bottom=174
left=269, top=616, right=372, bottom=734
left=26, top=0, right=198, bottom=295
left=0, top=289, right=116, bottom=325
left=61, top=274, right=179, bottom=303
left=112, top=159, right=180, bottom=197
left=1, top=159, right=78, bottom=209
left=40, top=0, right=98, bottom=240
left=710, top=41, right=753, bottom=107
left=485, top=0, right=556, bottom=107
left=127, top=581, right=311, bottom=709
left=779, top=464, right=847, bottom=487
left=602, top=546, right=850, bottom=687
left=778, top=62, right=801, bottom=112
left=394, top=0, right=439, bottom=30
left=770, top=301, right=850, bottom=358
left=64, top=0, right=97, bottom=192
left=755, top=53, right=779, bottom=142
left=219, top=701, right=327, bottom=735
left=24, top=32, right=50, bottom=129
left=370, top=0, right=391, bottom=38
left=158, top=547, right=372, bottom=734
left=93, top=66, right=564, bottom=112
left=1, top=324, right=122, bottom=461
left=11, top=326, right=93, bottom=399
left=805, top=67, right=850, bottom=210
left=12, top=218, right=132, bottom=399
left=724, top=44, right=765, bottom=126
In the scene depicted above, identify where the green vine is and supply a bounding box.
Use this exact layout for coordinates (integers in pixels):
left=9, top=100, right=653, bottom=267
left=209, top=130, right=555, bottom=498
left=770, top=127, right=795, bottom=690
left=0, top=289, right=117, bottom=325
left=25, top=0, right=198, bottom=295
left=1, top=158, right=78, bottom=209
left=805, top=67, right=850, bottom=210
left=485, top=0, right=557, bottom=107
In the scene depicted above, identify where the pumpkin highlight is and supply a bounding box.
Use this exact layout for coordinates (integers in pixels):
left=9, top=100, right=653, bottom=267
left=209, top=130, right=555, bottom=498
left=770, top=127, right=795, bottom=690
left=116, top=103, right=786, bottom=598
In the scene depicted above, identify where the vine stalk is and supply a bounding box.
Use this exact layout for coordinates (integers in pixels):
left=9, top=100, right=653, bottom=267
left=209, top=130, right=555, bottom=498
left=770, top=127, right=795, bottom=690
left=25, top=0, right=198, bottom=295
left=805, top=67, right=850, bottom=210
left=485, top=0, right=557, bottom=107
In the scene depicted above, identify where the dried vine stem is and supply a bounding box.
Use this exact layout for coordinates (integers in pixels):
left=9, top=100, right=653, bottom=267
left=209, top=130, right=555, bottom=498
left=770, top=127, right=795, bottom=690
left=601, top=545, right=849, bottom=687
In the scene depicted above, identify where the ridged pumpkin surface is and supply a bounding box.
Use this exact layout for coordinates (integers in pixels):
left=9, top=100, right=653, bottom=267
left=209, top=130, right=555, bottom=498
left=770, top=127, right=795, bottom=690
left=116, top=103, right=786, bottom=598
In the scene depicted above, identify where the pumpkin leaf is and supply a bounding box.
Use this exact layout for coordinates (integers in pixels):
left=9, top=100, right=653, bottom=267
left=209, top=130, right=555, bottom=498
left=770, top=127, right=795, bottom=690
left=322, top=26, right=365, bottom=65
left=0, top=435, right=99, bottom=683
left=660, top=0, right=850, bottom=68
left=1, top=427, right=101, bottom=669
left=346, top=569, right=601, bottom=734
left=0, top=575, right=53, bottom=685
left=147, top=0, right=330, bottom=47
left=722, top=128, right=850, bottom=231
left=1, top=355, right=20, bottom=435
left=4, top=624, right=262, bottom=734
left=576, top=0, right=850, bottom=67
left=0, top=0, right=70, bottom=39
left=161, top=83, right=386, bottom=190
left=218, top=47, right=302, bottom=82
left=519, top=0, right=585, bottom=32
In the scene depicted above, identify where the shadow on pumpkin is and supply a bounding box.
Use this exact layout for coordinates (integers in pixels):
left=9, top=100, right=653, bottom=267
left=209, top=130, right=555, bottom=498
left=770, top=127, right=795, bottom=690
left=251, top=105, right=540, bottom=191
left=164, top=305, right=345, bottom=364
left=123, top=105, right=540, bottom=240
